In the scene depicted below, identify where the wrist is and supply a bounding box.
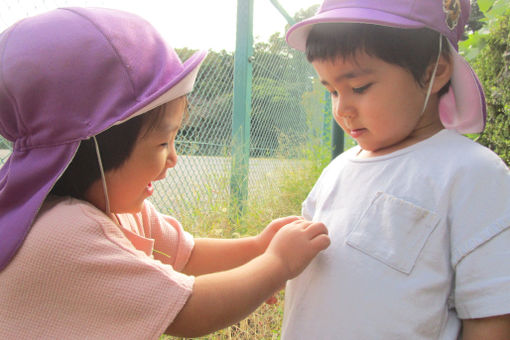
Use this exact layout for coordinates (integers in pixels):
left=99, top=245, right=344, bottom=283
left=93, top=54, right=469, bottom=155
left=253, top=234, right=268, bottom=255
left=258, top=251, right=289, bottom=285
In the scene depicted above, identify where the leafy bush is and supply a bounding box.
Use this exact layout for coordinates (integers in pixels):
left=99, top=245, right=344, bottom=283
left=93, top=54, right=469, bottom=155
left=472, top=11, right=510, bottom=165
left=461, top=1, right=509, bottom=165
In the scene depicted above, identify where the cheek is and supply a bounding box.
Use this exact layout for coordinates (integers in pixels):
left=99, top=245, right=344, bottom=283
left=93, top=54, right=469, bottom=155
left=392, top=77, right=426, bottom=109
left=333, top=114, right=346, bottom=129
left=372, top=85, right=422, bottom=118
left=331, top=99, right=345, bottom=124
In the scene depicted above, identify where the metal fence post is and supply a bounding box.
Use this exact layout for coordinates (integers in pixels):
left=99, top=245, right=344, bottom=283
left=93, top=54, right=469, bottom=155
left=269, top=0, right=295, bottom=25
left=231, top=0, right=254, bottom=219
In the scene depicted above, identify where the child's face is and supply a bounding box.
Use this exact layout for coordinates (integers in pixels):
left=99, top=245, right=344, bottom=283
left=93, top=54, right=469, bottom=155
left=101, top=98, right=185, bottom=214
left=312, top=51, right=443, bottom=157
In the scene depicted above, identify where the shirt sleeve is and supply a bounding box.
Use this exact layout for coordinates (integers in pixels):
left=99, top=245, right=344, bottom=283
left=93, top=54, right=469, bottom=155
left=455, top=227, right=510, bottom=319
left=450, top=149, right=510, bottom=319
left=140, top=200, right=194, bottom=271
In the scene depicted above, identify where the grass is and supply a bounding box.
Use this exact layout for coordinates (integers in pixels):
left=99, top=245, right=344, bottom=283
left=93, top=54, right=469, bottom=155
left=160, top=143, right=330, bottom=340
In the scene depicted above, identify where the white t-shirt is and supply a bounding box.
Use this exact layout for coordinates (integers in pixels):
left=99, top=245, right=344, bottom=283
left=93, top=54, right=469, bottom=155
left=282, top=129, right=510, bottom=340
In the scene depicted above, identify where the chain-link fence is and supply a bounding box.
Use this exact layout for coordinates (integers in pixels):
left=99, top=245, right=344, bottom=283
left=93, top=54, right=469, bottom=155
left=0, top=1, right=328, bottom=222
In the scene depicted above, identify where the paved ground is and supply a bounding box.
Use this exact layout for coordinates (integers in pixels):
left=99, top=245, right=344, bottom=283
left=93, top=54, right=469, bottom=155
left=1, top=150, right=305, bottom=220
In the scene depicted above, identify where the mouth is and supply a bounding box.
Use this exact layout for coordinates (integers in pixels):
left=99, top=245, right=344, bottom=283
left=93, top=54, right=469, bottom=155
left=146, top=182, right=154, bottom=196
left=349, top=128, right=367, bottom=138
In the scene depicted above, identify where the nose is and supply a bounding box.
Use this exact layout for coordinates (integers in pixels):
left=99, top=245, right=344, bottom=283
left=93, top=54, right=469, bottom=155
left=166, top=145, right=178, bottom=168
left=332, top=95, right=355, bottom=119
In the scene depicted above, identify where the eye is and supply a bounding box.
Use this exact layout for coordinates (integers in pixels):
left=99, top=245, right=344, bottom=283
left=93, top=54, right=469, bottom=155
left=160, top=142, right=169, bottom=148
left=353, top=83, right=372, bottom=94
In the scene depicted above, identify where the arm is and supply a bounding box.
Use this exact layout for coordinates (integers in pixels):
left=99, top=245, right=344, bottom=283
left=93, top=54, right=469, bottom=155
left=165, top=219, right=330, bottom=338
left=181, top=216, right=301, bottom=276
left=462, top=314, right=510, bottom=340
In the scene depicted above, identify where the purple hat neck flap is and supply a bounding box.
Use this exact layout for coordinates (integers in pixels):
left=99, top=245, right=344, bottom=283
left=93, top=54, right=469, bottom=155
left=286, top=0, right=486, bottom=134
left=0, top=7, right=207, bottom=271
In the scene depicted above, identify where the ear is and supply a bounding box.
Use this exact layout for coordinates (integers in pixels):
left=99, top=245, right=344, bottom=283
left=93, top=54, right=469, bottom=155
left=424, top=54, right=453, bottom=94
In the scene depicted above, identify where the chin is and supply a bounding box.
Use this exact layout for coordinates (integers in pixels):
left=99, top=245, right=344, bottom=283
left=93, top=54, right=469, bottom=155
left=359, top=143, right=378, bottom=152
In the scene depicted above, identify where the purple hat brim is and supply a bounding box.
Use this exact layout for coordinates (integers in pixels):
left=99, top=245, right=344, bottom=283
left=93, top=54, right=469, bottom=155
left=286, top=7, right=425, bottom=51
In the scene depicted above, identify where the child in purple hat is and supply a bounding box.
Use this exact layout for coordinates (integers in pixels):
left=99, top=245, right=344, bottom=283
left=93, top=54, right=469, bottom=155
left=0, top=7, right=330, bottom=339
left=283, top=0, right=510, bottom=339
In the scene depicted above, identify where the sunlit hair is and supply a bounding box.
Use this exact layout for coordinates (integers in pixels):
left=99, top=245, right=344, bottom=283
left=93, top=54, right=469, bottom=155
left=306, top=23, right=451, bottom=95
left=50, top=96, right=188, bottom=199
left=139, top=96, right=189, bottom=138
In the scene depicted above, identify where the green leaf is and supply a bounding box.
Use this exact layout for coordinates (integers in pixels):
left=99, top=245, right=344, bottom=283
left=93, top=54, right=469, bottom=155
left=477, top=0, right=496, bottom=12
left=490, top=0, right=510, bottom=17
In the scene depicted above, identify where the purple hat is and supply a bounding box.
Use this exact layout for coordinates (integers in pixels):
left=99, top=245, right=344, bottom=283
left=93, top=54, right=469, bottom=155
left=286, top=0, right=486, bottom=134
left=0, top=7, right=207, bottom=271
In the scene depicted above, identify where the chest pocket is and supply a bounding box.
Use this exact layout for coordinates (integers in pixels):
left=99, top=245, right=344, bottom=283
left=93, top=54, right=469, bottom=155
left=346, top=191, right=439, bottom=274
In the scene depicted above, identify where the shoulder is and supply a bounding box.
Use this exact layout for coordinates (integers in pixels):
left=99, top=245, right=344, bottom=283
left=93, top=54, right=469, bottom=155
left=438, top=133, right=510, bottom=265
left=433, top=130, right=502, bottom=161
left=450, top=132, right=507, bottom=178
left=35, top=196, right=105, bottom=232
left=32, top=196, right=135, bottom=257
left=417, top=130, right=508, bottom=177
left=425, top=131, right=510, bottom=208
left=35, top=196, right=118, bottom=234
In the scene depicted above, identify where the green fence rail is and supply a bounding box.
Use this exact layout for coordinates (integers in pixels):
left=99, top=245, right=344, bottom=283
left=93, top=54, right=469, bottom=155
left=0, top=0, right=333, bottom=225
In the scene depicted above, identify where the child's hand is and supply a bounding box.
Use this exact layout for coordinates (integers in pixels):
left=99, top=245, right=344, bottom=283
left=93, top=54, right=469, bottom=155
left=169, top=219, right=328, bottom=337
left=265, top=220, right=330, bottom=280
left=256, top=216, right=303, bottom=253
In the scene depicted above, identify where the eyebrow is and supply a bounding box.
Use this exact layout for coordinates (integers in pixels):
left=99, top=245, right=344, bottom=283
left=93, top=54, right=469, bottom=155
left=320, top=68, right=374, bottom=86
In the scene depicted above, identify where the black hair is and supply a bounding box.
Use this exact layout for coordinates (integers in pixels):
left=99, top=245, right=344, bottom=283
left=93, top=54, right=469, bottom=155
left=50, top=103, right=168, bottom=200
left=306, top=23, right=451, bottom=96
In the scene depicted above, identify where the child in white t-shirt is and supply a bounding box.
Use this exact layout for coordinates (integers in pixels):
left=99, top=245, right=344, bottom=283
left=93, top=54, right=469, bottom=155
left=0, top=7, right=330, bottom=339
left=282, top=0, right=510, bottom=339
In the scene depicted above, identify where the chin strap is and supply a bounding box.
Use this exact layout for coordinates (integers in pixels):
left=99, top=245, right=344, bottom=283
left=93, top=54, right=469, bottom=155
left=421, top=35, right=443, bottom=115
left=92, top=136, right=110, bottom=216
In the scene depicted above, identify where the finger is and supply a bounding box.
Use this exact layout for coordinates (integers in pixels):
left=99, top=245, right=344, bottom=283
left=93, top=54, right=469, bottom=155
left=304, top=222, right=328, bottom=238
left=273, top=215, right=302, bottom=226
left=288, top=219, right=314, bottom=229
left=311, top=234, right=331, bottom=251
